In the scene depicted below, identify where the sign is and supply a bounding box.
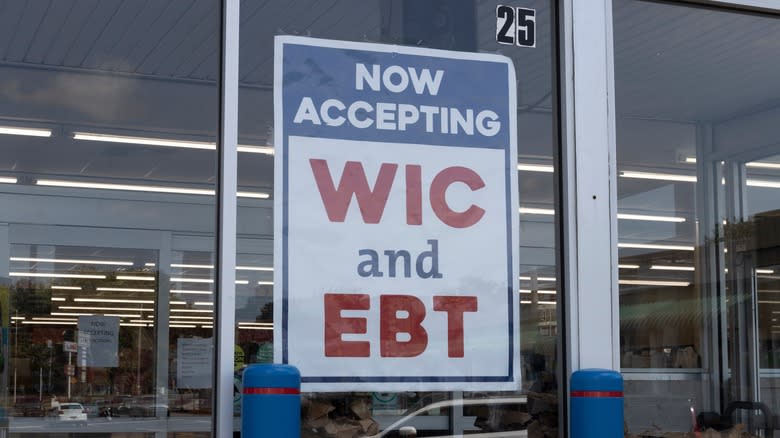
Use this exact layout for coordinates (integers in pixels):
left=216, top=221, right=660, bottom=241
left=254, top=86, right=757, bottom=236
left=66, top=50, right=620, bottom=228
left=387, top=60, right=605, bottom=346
left=64, top=364, right=75, bottom=376
left=177, top=337, right=213, bottom=389
left=63, top=341, right=78, bottom=353
left=274, top=36, right=519, bottom=391
left=496, top=6, right=536, bottom=48
left=77, top=316, right=119, bottom=367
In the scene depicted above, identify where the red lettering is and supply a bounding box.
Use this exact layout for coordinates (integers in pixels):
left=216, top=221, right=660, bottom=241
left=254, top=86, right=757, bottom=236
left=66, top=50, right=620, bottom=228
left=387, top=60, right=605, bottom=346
left=405, top=164, right=422, bottom=225
left=429, top=166, right=485, bottom=228
left=310, top=159, right=397, bottom=224
left=324, top=293, right=370, bottom=357
left=433, top=296, right=478, bottom=358
left=380, top=295, right=428, bottom=357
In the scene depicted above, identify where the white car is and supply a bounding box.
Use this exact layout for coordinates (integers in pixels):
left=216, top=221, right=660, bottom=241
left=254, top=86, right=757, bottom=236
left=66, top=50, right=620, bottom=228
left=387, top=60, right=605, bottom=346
left=58, top=403, right=87, bottom=421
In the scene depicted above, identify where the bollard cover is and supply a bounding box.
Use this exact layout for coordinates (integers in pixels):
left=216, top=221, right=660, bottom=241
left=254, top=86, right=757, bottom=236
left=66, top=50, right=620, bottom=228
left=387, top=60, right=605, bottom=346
left=570, top=368, right=623, bottom=392
left=243, top=364, right=301, bottom=389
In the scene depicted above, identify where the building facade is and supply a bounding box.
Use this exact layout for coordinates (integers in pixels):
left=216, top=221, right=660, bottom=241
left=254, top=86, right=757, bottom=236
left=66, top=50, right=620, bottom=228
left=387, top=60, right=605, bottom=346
left=0, top=0, right=778, bottom=436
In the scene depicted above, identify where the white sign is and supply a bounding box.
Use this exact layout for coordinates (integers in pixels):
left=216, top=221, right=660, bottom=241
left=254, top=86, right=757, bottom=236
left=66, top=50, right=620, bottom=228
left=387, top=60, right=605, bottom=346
left=275, top=36, right=519, bottom=392
left=177, top=337, right=213, bottom=389
left=77, top=316, right=119, bottom=367
left=63, top=341, right=78, bottom=353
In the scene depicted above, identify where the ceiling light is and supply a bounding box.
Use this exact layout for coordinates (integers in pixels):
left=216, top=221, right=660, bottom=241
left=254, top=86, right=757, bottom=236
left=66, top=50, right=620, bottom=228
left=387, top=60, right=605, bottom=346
left=116, top=275, right=154, bottom=281
left=74, top=298, right=154, bottom=304
left=172, top=264, right=213, bottom=269
left=684, top=157, right=697, bottom=164
left=236, top=280, right=249, bottom=285
left=10, top=272, right=106, bottom=279
left=619, top=171, right=696, bottom=183
left=59, top=306, right=150, bottom=312
left=170, top=289, right=212, bottom=295
left=617, top=213, right=685, bottom=223
left=51, top=297, right=66, bottom=302
left=121, top=323, right=148, bottom=327
left=238, top=326, right=273, bottom=330
left=37, top=179, right=214, bottom=196
left=519, top=276, right=531, bottom=280
left=538, top=301, right=557, bottom=305
left=237, top=145, right=274, bottom=154
left=619, top=264, right=640, bottom=269
left=97, top=287, right=155, bottom=293
left=74, top=132, right=214, bottom=150
left=201, top=325, right=213, bottom=329
left=518, top=207, right=555, bottom=215
left=517, top=163, right=554, bottom=173
left=22, top=321, right=77, bottom=325
left=51, top=286, right=82, bottom=290
left=618, top=243, right=695, bottom=251
left=171, top=277, right=212, bottom=283
left=194, top=302, right=213, bottom=306
left=757, top=269, right=775, bottom=274
left=257, top=281, right=273, bottom=285
left=11, top=257, right=133, bottom=266
left=619, top=279, right=690, bottom=287
left=145, top=263, right=156, bottom=267
left=520, top=300, right=532, bottom=304
left=237, top=266, right=273, bottom=271
left=0, top=126, right=51, bottom=137
left=747, top=179, right=780, bottom=189
left=170, top=324, right=197, bottom=328
left=170, top=309, right=213, bottom=313
left=36, top=178, right=269, bottom=199
left=746, top=162, right=780, bottom=170
left=538, top=277, right=556, bottom=282
left=170, top=315, right=213, bottom=320
left=537, top=290, right=557, bottom=295
left=239, top=322, right=272, bottom=326
left=32, top=317, right=77, bottom=322
left=650, top=265, right=695, bottom=272
left=11, top=316, right=24, bottom=320
left=0, top=177, right=17, bottom=184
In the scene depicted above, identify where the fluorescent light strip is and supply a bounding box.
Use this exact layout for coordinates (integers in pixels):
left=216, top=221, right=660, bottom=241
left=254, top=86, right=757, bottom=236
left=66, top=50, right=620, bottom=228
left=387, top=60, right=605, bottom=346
left=170, top=316, right=213, bottom=320
left=237, top=266, right=273, bottom=271
left=116, top=275, right=155, bottom=281
left=11, top=316, right=24, bottom=320
left=238, top=326, right=273, bottom=330
left=32, top=317, right=77, bottom=322
left=237, top=191, right=270, bottom=199
left=746, top=179, right=780, bottom=189
left=170, top=264, right=273, bottom=272
left=617, top=213, right=685, bottom=223
left=59, top=306, right=151, bottom=312
left=519, top=276, right=531, bottom=281
left=619, top=264, right=640, bottom=269
left=538, top=277, right=556, bottom=282
left=618, top=243, right=695, bottom=251
left=257, top=281, right=273, bottom=285
left=194, top=302, right=213, bottom=306
left=170, top=289, right=212, bottom=295
left=684, top=157, right=697, bottom=164
left=757, top=269, right=775, bottom=274
left=202, top=325, right=213, bottom=329
left=97, top=287, right=154, bottom=293
left=10, top=257, right=132, bottom=266
left=172, top=264, right=213, bottom=269
left=74, top=132, right=273, bottom=156
left=619, top=171, right=697, bottom=182
left=170, top=277, right=248, bottom=285
left=170, top=324, right=197, bottom=328
left=650, top=265, right=695, bottom=272
left=74, top=298, right=153, bottom=304
left=170, top=309, right=213, bottom=313
left=51, top=286, right=82, bottom=290
left=518, top=207, right=555, bottom=215
left=517, top=163, right=554, bottom=173
left=37, top=179, right=269, bottom=199
left=145, top=263, right=156, bottom=267
left=171, top=301, right=187, bottom=305
left=747, top=162, right=780, bottom=170
left=73, top=132, right=214, bottom=150
left=239, top=322, right=273, bottom=326
left=121, top=323, right=148, bottom=327
left=10, top=272, right=106, bottom=279
left=619, top=279, right=690, bottom=287
left=538, top=301, right=557, bottom=305
left=0, top=177, right=17, bottom=184
left=0, top=126, right=51, bottom=137
left=51, top=297, right=66, bottom=302
left=520, top=300, right=532, bottom=304
left=23, top=321, right=77, bottom=325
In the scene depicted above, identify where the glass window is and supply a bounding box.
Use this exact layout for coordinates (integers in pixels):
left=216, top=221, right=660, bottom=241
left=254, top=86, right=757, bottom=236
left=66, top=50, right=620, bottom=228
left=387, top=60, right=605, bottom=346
left=236, top=1, right=560, bottom=436
left=0, top=1, right=220, bottom=435
left=614, top=0, right=780, bottom=434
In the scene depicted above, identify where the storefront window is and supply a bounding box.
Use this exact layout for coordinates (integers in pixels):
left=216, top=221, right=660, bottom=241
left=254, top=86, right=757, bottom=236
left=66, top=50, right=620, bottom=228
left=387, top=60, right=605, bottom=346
left=614, top=0, right=780, bottom=434
left=0, top=1, right=220, bottom=435
left=235, top=0, right=560, bottom=436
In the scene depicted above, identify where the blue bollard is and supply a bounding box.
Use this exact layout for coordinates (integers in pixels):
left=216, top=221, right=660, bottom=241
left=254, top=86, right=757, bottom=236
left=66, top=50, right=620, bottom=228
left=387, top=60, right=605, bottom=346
left=570, top=368, right=624, bottom=437
left=242, top=364, right=301, bottom=437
